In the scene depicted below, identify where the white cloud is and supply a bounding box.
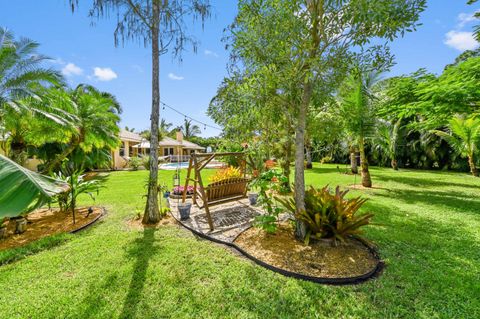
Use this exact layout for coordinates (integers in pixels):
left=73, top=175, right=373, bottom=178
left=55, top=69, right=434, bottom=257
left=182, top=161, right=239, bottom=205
left=457, top=12, right=478, bottom=29
left=168, top=73, right=184, bottom=81
left=93, top=67, right=118, bottom=81
left=62, top=63, right=83, bottom=76
left=444, top=31, right=479, bottom=51
left=204, top=49, right=219, bottom=58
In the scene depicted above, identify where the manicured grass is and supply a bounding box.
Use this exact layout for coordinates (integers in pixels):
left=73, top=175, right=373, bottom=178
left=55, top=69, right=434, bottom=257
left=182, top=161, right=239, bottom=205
left=0, top=165, right=479, bottom=318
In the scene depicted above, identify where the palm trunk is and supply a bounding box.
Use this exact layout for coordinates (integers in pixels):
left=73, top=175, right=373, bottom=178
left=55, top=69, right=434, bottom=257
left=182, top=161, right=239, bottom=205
left=468, top=154, right=478, bottom=177
left=350, top=147, right=358, bottom=174
left=391, top=158, right=398, bottom=171
left=305, top=144, right=312, bottom=169
left=359, top=138, right=372, bottom=187
left=294, top=81, right=313, bottom=240
left=143, top=2, right=161, bottom=224
left=42, top=141, right=78, bottom=174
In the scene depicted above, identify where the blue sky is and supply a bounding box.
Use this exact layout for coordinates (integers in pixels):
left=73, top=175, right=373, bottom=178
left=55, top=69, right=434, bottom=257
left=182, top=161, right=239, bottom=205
left=1, top=1, right=478, bottom=137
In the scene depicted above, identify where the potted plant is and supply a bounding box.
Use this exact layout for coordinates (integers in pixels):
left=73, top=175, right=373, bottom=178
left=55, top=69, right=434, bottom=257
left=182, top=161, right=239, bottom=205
left=0, top=218, right=8, bottom=239
left=248, top=192, right=259, bottom=205
left=177, top=202, right=192, bottom=220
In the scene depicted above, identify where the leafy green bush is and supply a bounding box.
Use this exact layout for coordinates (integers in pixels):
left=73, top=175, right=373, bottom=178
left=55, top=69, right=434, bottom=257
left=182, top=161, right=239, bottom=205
left=251, top=169, right=288, bottom=233
left=142, top=156, right=150, bottom=170
left=128, top=157, right=142, bottom=170
left=278, top=185, right=374, bottom=244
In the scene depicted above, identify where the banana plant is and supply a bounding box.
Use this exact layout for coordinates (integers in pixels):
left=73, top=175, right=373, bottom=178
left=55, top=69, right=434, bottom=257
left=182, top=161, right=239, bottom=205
left=0, top=155, right=69, bottom=218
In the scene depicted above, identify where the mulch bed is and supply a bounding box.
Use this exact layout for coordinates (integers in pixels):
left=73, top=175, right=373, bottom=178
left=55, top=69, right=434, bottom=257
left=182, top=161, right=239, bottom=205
left=125, top=214, right=179, bottom=230
left=0, top=207, right=103, bottom=251
left=234, top=223, right=379, bottom=279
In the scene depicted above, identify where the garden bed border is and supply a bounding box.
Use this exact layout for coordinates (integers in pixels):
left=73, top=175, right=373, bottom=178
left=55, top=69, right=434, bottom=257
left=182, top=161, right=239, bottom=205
left=170, top=210, right=384, bottom=285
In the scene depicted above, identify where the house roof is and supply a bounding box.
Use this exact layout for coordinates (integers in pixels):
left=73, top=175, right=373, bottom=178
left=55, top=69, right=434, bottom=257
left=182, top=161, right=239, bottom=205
left=122, top=130, right=204, bottom=150
left=119, top=129, right=143, bottom=142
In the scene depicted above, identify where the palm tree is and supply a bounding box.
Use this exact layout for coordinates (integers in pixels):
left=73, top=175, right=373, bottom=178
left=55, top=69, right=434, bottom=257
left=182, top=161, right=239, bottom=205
left=179, top=119, right=201, bottom=138
left=433, top=116, right=480, bottom=177
left=42, top=84, right=121, bottom=173
left=339, top=69, right=380, bottom=187
left=375, top=119, right=401, bottom=170
left=0, top=28, right=64, bottom=119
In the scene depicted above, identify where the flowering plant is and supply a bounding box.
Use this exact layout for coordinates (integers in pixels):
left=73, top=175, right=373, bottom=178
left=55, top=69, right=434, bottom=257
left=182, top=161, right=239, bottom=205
left=173, top=185, right=195, bottom=195
left=209, top=166, right=243, bottom=183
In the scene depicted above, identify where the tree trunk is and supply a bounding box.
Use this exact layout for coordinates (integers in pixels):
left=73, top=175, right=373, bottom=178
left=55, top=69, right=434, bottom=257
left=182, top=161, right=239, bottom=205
left=350, top=147, right=358, bottom=174
left=42, top=141, right=78, bottom=174
left=305, top=145, right=312, bottom=169
left=391, top=158, right=398, bottom=171
left=359, top=138, right=372, bottom=187
left=143, top=2, right=161, bottom=224
left=294, top=81, right=313, bottom=240
left=281, top=136, right=293, bottom=192
left=468, top=154, right=478, bottom=177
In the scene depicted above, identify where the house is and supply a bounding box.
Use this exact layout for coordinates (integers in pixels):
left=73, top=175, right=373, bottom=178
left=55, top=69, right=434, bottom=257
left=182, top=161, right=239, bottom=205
left=112, top=129, right=205, bottom=169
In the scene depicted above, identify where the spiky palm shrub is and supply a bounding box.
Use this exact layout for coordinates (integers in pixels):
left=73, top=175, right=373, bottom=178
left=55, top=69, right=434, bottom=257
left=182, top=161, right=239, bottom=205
left=375, top=119, right=401, bottom=170
left=433, top=116, right=480, bottom=177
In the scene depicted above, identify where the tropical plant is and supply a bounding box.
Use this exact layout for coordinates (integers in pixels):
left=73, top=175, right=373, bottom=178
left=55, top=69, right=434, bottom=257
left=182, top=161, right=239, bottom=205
left=278, top=185, right=374, bottom=245
left=251, top=169, right=288, bottom=233
left=179, top=119, right=201, bottom=139
left=209, top=166, right=242, bottom=183
left=339, top=69, right=381, bottom=187
left=0, top=155, right=69, bottom=218
left=52, top=169, right=101, bottom=224
left=41, top=84, right=121, bottom=173
left=375, top=119, right=402, bottom=170
left=0, top=27, right=64, bottom=117
left=433, top=116, right=480, bottom=177
left=71, top=0, right=211, bottom=225
left=128, top=157, right=142, bottom=171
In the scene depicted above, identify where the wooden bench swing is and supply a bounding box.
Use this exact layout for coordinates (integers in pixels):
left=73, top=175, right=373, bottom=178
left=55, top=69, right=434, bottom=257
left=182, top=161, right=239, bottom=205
left=181, top=152, right=250, bottom=231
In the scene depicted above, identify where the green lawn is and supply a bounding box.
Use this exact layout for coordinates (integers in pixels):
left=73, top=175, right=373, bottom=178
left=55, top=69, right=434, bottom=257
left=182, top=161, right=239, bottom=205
left=1, top=164, right=479, bottom=318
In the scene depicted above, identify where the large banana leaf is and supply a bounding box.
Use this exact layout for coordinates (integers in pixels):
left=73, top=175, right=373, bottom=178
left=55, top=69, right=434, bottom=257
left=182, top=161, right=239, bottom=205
left=0, top=155, right=69, bottom=218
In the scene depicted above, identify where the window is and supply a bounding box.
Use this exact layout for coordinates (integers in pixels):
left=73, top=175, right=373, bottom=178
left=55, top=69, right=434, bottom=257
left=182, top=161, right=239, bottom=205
left=119, top=142, right=125, bottom=157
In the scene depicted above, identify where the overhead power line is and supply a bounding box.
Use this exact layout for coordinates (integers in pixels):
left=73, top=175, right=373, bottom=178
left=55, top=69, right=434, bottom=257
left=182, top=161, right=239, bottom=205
left=160, top=100, right=223, bottom=131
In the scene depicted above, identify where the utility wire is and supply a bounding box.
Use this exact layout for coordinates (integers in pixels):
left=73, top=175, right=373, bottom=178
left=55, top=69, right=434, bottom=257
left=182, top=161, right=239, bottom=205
left=160, top=100, right=223, bottom=131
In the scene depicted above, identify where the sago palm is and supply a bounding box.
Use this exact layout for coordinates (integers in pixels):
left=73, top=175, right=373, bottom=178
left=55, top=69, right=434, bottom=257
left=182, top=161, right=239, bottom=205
left=42, top=84, right=121, bottom=173
left=433, top=116, right=480, bottom=177
left=0, top=27, right=64, bottom=119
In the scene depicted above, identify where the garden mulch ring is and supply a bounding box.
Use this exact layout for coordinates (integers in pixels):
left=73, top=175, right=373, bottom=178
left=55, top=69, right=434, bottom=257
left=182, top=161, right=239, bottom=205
left=0, top=207, right=103, bottom=251
left=235, top=223, right=379, bottom=279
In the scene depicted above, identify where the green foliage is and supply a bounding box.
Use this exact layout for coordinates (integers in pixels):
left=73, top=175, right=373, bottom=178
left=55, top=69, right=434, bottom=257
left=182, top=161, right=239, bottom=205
left=52, top=169, right=102, bottom=220
left=251, top=169, right=288, bottom=233
left=128, top=157, right=142, bottom=171
left=0, top=155, right=69, bottom=218
left=142, top=156, right=151, bottom=171
left=278, top=185, right=374, bottom=245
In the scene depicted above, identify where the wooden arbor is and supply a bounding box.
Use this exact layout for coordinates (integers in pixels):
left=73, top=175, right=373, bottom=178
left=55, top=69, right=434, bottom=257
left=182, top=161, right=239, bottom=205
left=181, top=152, right=249, bottom=230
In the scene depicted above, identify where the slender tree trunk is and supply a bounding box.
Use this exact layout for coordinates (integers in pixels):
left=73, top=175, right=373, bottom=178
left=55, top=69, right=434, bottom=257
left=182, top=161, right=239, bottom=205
left=281, top=136, right=293, bottom=191
left=468, top=154, right=478, bottom=177
left=350, top=146, right=358, bottom=174
left=294, top=81, right=313, bottom=240
left=391, top=158, right=398, bottom=171
left=359, top=138, right=372, bottom=187
left=305, top=144, right=313, bottom=169
left=143, top=2, right=161, bottom=224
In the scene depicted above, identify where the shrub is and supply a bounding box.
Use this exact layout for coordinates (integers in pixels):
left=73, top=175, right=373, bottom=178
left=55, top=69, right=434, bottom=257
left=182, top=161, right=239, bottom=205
left=128, top=157, right=142, bottom=170
left=277, top=185, right=374, bottom=245
left=250, top=169, right=288, bottom=233
left=321, top=156, right=333, bottom=164
left=209, top=166, right=242, bottom=183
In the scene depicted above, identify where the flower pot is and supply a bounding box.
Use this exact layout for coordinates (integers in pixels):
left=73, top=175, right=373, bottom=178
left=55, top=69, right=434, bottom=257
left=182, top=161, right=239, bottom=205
left=0, top=227, right=7, bottom=239
left=15, top=217, right=27, bottom=234
left=178, top=203, right=192, bottom=221
left=248, top=193, right=259, bottom=205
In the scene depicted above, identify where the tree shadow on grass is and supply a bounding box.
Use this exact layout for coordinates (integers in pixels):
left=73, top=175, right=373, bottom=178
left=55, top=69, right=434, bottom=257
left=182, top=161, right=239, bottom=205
left=374, top=172, right=479, bottom=190
left=119, top=227, right=159, bottom=319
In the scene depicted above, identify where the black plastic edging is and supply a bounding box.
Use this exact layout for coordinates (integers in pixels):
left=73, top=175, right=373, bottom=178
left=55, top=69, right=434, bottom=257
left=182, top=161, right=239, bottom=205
left=170, top=211, right=384, bottom=285
left=69, top=207, right=106, bottom=234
